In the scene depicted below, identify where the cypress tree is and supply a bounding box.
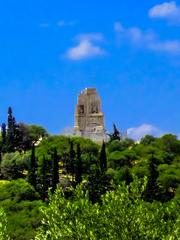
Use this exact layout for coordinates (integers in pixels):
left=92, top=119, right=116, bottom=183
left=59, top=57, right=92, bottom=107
left=6, top=107, right=22, bottom=152
left=7, top=107, right=13, bottom=130
left=123, top=167, right=133, bottom=185
left=1, top=123, right=6, bottom=153
left=6, top=107, right=15, bottom=152
left=99, top=141, right=107, bottom=173
left=40, top=155, right=49, bottom=201
left=87, top=168, right=102, bottom=203
left=0, top=151, right=2, bottom=165
left=75, top=143, right=82, bottom=185
left=69, top=141, right=75, bottom=180
left=52, top=148, right=59, bottom=193
left=28, top=143, right=37, bottom=190
left=86, top=144, right=111, bottom=203
left=13, top=121, right=22, bottom=151
left=143, top=154, right=160, bottom=202
left=87, top=167, right=111, bottom=203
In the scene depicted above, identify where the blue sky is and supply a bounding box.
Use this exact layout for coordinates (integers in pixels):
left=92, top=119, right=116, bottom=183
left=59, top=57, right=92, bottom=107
left=0, top=0, right=180, bottom=139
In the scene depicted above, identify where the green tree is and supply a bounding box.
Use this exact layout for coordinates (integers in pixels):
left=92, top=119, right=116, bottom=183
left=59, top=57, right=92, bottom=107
left=109, top=123, right=121, bottom=142
left=19, top=123, right=48, bottom=151
left=86, top=168, right=103, bottom=203
left=140, top=135, right=156, bottom=145
left=68, top=141, right=76, bottom=180
left=35, top=180, right=180, bottom=240
left=99, top=141, right=107, bottom=172
left=4, top=107, right=22, bottom=152
left=1, top=123, right=6, bottom=153
left=27, top=125, right=48, bottom=143
left=143, top=155, right=160, bottom=202
left=75, top=143, right=82, bottom=185
left=155, top=134, right=180, bottom=158
left=108, top=149, right=136, bottom=169
left=0, top=179, right=42, bottom=240
left=0, top=151, right=29, bottom=180
left=6, top=107, right=15, bottom=152
left=51, top=148, right=59, bottom=193
left=123, top=167, right=133, bottom=185
left=158, top=162, right=180, bottom=201
left=39, top=155, right=49, bottom=201
left=107, top=139, right=123, bottom=153
left=28, top=144, right=37, bottom=189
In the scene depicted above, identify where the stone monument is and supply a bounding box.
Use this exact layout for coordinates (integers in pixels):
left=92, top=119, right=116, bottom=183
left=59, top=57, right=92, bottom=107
left=74, top=88, right=107, bottom=141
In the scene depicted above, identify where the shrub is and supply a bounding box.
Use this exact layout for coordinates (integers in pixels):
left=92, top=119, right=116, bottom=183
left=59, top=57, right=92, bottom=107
left=36, top=178, right=180, bottom=240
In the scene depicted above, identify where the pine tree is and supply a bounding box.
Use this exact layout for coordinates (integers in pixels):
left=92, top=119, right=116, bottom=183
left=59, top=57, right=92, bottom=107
left=99, top=141, right=107, bottom=173
left=28, top=143, right=37, bottom=190
left=52, top=148, right=59, bottom=193
left=109, top=123, right=121, bottom=142
left=75, top=143, right=82, bottom=185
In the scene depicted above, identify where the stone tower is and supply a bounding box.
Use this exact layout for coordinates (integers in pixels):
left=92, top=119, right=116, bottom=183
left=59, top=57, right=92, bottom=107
left=74, top=88, right=107, bottom=141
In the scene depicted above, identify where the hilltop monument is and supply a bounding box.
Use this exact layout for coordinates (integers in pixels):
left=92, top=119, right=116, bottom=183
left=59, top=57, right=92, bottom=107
left=74, top=88, right=107, bottom=141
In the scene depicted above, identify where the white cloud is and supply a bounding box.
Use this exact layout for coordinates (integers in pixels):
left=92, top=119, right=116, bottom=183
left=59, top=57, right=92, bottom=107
left=65, top=33, right=106, bottom=60
left=149, top=40, right=180, bottom=54
left=57, top=20, right=76, bottom=27
left=114, top=22, right=156, bottom=45
left=149, top=1, right=180, bottom=24
left=127, top=27, right=155, bottom=44
left=66, top=40, right=104, bottom=60
left=114, top=21, right=180, bottom=55
left=76, top=33, right=104, bottom=42
left=127, top=124, right=163, bottom=141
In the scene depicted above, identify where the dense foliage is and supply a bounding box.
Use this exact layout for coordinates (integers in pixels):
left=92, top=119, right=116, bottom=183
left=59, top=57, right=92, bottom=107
left=0, top=208, right=9, bottom=240
left=0, top=107, right=48, bottom=153
left=0, top=108, right=180, bottom=239
left=35, top=180, right=180, bottom=240
left=0, top=179, right=43, bottom=240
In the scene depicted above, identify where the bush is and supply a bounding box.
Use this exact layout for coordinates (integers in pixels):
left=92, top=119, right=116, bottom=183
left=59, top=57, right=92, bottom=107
left=0, top=179, right=39, bottom=202
left=0, top=179, right=43, bottom=240
left=1, top=152, right=30, bottom=180
left=0, top=208, right=9, bottom=240
left=35, top=179, right=180, bottom=240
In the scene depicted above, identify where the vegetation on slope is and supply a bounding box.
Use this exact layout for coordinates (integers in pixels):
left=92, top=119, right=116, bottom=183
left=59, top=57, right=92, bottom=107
left=0, top=108, right=179, bottom=239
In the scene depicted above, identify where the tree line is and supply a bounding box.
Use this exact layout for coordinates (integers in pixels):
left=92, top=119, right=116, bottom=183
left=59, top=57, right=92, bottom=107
left=0, top=107, right=48, bottom=153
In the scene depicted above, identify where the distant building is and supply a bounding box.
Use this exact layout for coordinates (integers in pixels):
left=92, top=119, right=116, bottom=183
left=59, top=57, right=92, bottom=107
left=74, top=88, right=107, bottom=141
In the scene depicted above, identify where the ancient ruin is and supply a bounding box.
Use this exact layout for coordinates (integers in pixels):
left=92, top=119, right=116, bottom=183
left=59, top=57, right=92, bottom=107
left=74, top=88, right=107, bottom=141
